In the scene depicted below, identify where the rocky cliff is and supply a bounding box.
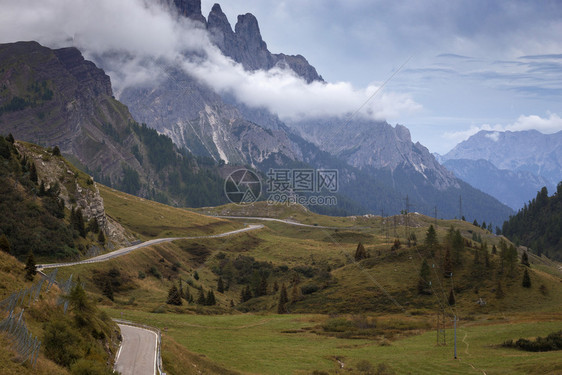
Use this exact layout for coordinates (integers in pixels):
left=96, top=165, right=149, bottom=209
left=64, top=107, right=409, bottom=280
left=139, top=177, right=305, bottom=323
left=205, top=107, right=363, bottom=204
left=0, top=41, right=227, bottom=208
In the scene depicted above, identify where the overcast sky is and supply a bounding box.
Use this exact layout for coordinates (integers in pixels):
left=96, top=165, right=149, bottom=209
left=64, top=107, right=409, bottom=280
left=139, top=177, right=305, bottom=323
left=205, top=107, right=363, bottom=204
left=1, top=0, right=561, bottom=154
left=202, top=0, right=562, bottom=153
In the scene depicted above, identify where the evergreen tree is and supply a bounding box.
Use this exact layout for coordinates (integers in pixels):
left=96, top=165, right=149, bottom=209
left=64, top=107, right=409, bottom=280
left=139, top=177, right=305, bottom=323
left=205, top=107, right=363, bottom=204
left=0, top=234, right=11, bottom=254
left=52, top=145, right=61, bottom=156
left=196, top=288, right=206, bottom=305
left=6, top=133, right=15, bottom=144
left=217, top=277, right=225, bottom=293
left=24, top=251, right=36, bottom=281
left=522, top=269, right=531, bottom=288
left=240, top=285, right=253, bottom=303
left=97, top=230, right=106, bottom=245
left=29, top=162, right=38, bottom=184
left=205, top=290, right=216, bottom=306
left=452, top=229, right=464, bottom=265
left=417, top=259, right=431, bottom=295
left=473, top=219, right=479, bottom=227
left=277, top=283, right=288, bottom=314
left=178, top=279, right=184, bottom=299
left=102, top=279, right=114, bottom=301
left=448, top=289, right=456, bottom=306
left=496, top=280, right=504, bottom=299
left=193, top=271, right=199, bottom=280
left=257, top=274, right=268, bottom=296
left=521, top=250, right=530, bottom=267
left=354, top=242, right=368, bottom=261
left=443, top=248, right=453, bottom=277
left=273, top=280, right=279, bottom=292
left=166, top=285, right=182, bottom=305
left=424, top=225, right=439, bottom=256
left=291, top=283, right=302, bottom=303
left=492, top=244, right=497, bottom=255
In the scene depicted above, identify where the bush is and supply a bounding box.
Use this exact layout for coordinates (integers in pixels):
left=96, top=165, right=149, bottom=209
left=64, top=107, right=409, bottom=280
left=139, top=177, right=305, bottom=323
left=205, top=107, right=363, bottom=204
left=503, top=331, right=562, bottom=352
left=43, top=319, right=84, bottom=367
left=301, top=284, right=320, bottom=295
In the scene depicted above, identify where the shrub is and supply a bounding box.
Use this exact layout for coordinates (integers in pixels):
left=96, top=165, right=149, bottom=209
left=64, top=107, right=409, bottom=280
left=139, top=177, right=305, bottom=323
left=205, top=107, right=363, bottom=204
left=43, top=319, right=84, bottom=367
left=301, top=284, right=319, bottom=295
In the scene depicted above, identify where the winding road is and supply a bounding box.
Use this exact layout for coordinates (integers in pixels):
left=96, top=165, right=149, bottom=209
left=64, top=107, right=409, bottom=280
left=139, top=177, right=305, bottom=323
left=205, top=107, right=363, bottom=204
left=114, top=324, right=159, bottom=375
left=37, top=224, right=263, bottom=269
left=36, top=223, right=263, bottom=375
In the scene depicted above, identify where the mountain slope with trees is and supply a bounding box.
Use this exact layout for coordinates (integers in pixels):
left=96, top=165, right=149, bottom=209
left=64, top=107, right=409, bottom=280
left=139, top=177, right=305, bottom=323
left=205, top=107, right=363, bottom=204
left=502, top=184, right=562, bottom=260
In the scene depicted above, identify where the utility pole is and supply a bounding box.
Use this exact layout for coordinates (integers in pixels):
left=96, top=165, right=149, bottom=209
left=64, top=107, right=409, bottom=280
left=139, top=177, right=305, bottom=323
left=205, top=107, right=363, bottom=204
left=459, top=195, right=463, bottom=221
left=434, top=206, right=438, bottom=225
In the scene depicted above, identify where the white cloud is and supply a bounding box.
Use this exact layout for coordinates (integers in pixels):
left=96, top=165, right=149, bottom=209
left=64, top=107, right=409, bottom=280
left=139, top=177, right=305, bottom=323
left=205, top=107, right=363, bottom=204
left=443, top=113, right=562, bottom=145
left=485, top=132, right=500, bottom=141
left=508, top=113, right=562, bottom=133
left=0, top=0, right=421, bottom=123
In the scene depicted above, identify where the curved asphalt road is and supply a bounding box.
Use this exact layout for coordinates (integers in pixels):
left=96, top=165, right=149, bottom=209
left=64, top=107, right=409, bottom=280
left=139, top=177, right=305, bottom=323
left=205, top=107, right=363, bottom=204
left=115, top=324, right=158, bottom=375
left=37, top=224, right=263, bottom=269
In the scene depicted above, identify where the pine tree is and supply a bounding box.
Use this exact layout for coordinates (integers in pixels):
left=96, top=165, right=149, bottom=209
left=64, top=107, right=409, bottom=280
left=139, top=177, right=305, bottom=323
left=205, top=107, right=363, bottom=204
left=6, top=133, right=15, bottom=144
left=277, top=283, right=288, bottom=314
left=24, top=251, right=36, bottom=281
left=417, top=259, right=431, bottom=295
left=217, top=277, right=225, bottom=293
left=354, top=242, right=368, bottom=261
left=52, top=145, right=61, bottom=156
left=197, top=288, right=206, bottom=305
left=0, top=234, right=11, bottom=254
left=522, top=269, right=531, bottom=288
left=102, top=279, right=114, bottom=301
left=443, top=248, right=453, bottom=277
left=424, top=225, right=439, bottom=256
left=193, top=271, right=199, bottom=280
left=492, top=244, right=497, bottom=255
left=166, top=285, right=182, bottom=305
left=448, top=289, right=456, bottom=306
left=496, top=280, right=504, bottom=299
left=178, top=279, right=184, bottom=299
left=98, top=230, right=106, bottom=245
left=205, top=290, right=216, bottom=306
left=521, top=250, right=530, bottom=267
left=291, top=283, right=302, bottom=302
left=257, top=275, right=268, bottom=296
left=29, top=162, right=38, bottom=184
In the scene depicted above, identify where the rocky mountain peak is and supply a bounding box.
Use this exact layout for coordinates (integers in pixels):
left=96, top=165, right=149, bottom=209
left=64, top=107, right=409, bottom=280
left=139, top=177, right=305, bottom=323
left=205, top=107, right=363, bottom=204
left=173, top=0, right=206, bottom=23
left=207, top=3, right=235, bottom=51
left=203, top=4, right=323, bottom=83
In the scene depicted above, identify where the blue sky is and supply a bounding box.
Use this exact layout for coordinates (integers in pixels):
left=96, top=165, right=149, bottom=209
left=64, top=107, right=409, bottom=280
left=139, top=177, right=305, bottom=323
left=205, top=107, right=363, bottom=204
left=201, top=0, right=562, bottom=153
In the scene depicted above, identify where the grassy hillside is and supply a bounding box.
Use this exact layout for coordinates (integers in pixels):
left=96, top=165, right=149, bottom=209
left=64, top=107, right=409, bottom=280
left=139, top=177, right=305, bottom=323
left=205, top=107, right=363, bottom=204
left=0, top=252, right=119, bottom=375
left=41, top=198, right=562, bottom=374
left=99, top=185, right=241, bottom=239
left=6, top=181, right=560, bottom=375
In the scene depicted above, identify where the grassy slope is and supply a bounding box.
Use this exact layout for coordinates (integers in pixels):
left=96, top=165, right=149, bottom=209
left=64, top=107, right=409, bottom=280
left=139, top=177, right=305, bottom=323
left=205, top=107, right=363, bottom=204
left=0, top=252, right=69, bottom=374
left=31, top=194, right=562, bottom=375
left=101, top=309, right=562, bottom=375
left=99, top=184, right=241, bottom=239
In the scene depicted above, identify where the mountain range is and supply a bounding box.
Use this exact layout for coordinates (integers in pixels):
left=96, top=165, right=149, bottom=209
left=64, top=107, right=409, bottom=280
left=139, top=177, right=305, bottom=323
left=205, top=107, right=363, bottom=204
left=0, top=0, right=514, bottom=225
left=440, top=130, right=562, bottom=210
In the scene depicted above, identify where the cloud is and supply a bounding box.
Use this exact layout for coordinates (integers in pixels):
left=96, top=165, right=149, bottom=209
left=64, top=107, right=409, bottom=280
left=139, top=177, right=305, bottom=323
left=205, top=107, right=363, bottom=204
left=444, top=113, right=562, bottom=144
left=0, top=0, right=421, bottom=123
left=485, top=132, right=500, bottom=141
